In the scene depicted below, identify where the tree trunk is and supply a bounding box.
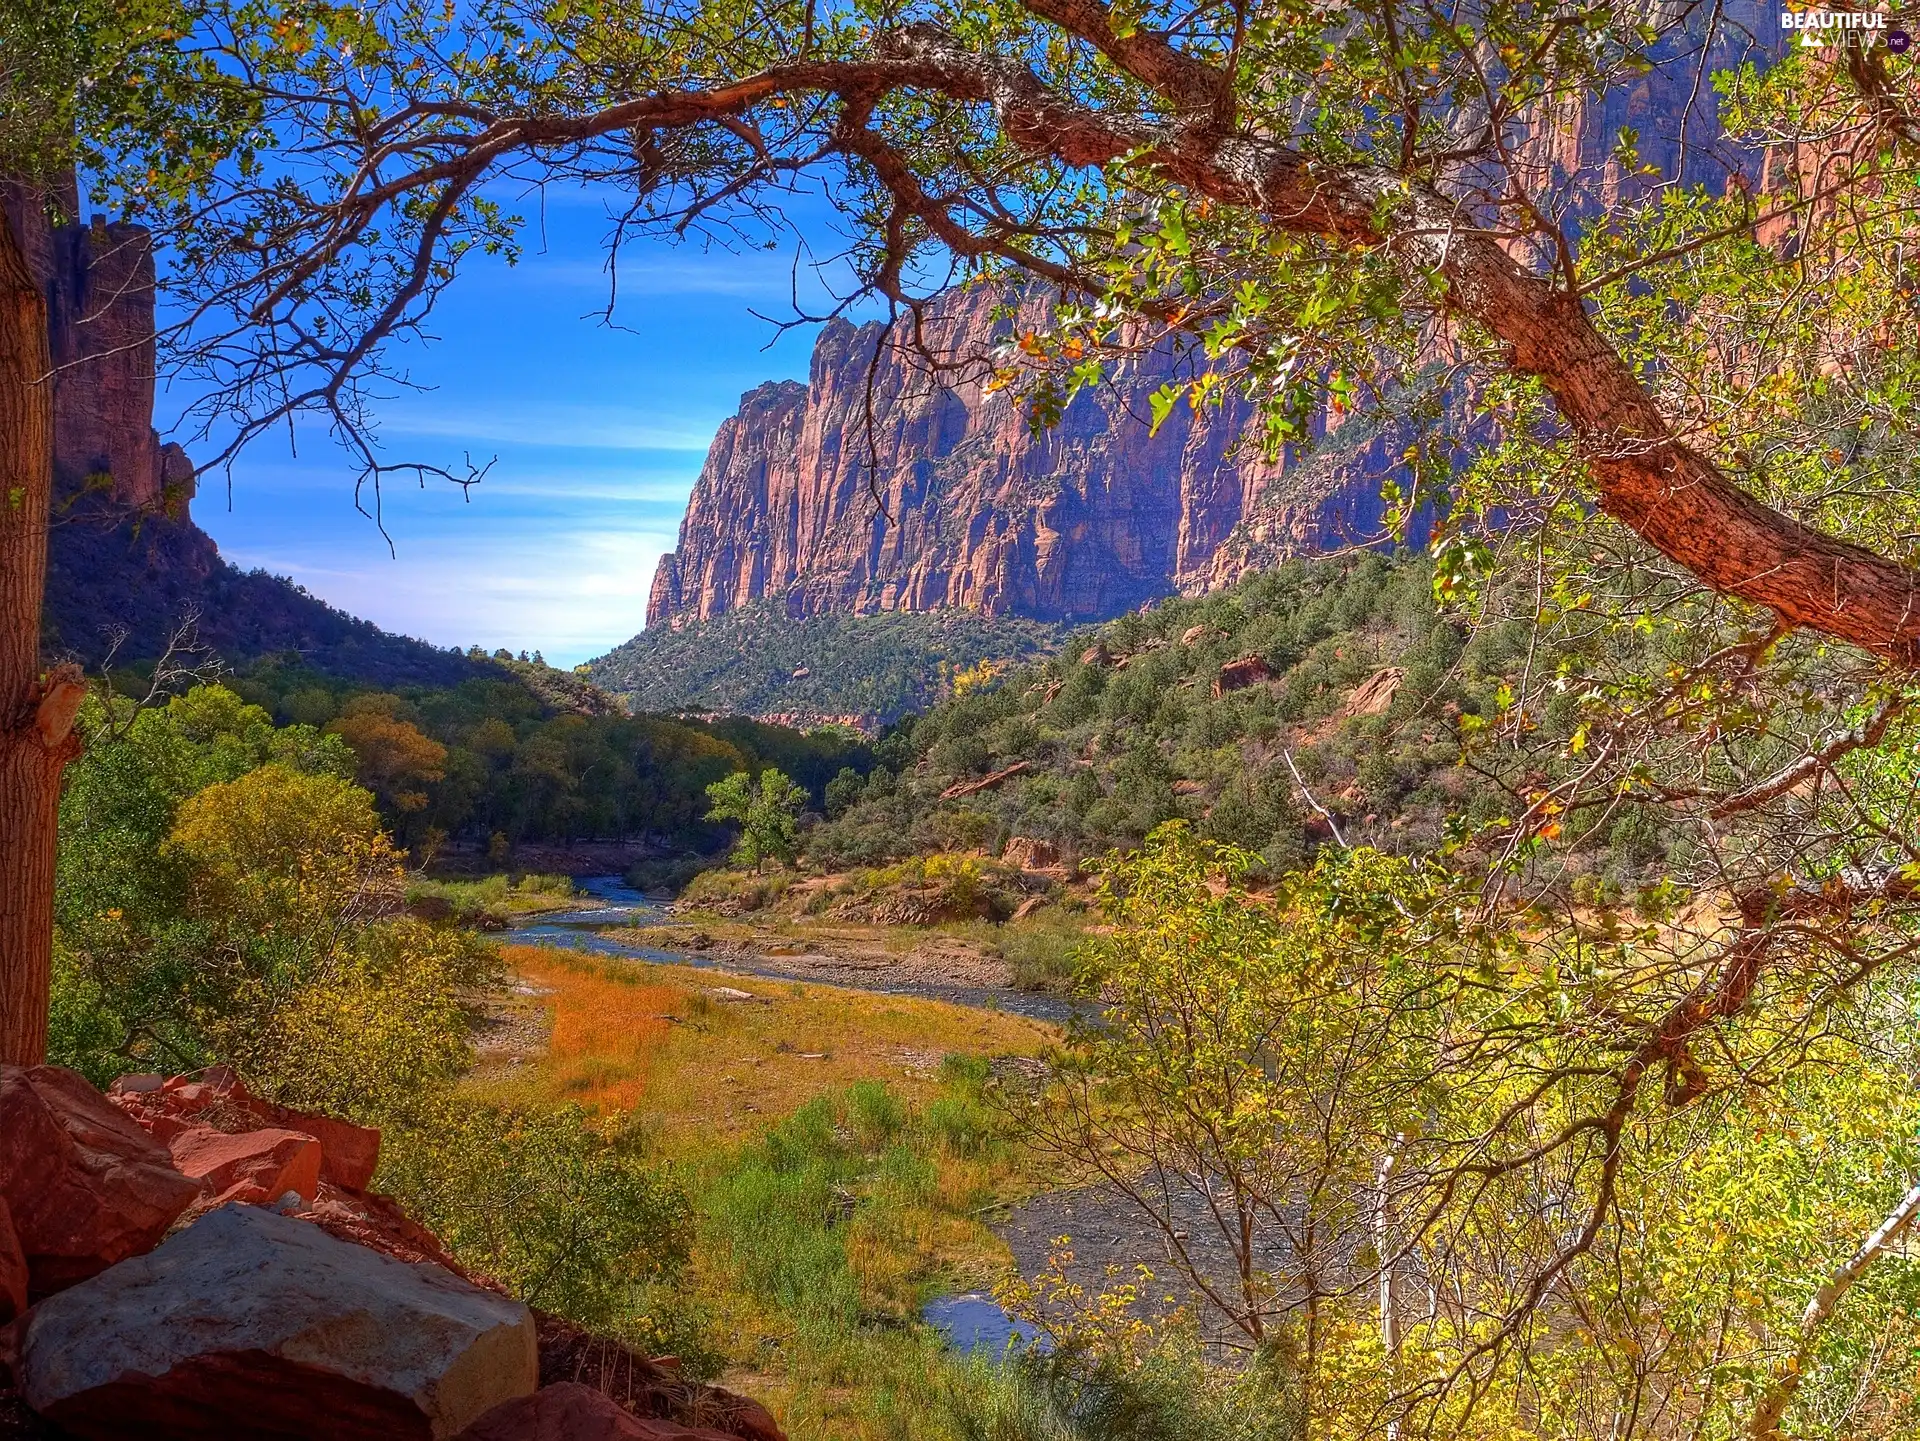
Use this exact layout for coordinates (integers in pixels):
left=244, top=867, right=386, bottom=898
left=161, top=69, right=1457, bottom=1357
left=0, top=198, right=81, bottom=1067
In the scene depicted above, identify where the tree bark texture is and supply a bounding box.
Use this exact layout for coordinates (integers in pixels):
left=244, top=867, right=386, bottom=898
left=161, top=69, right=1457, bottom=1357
left=0, top=197, right=81, bottom=1067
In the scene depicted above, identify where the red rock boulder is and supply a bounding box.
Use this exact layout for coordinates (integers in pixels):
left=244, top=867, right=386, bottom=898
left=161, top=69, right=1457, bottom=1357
left=167, top=1124, right=323, bottom=1207
left=110, top=1069, right=381, bottom=1192
left=458, top=1384, right=748, bottom=1441
left=1212, top=654, right=1272, bottom=697
left=0, top=1200, right=26, bottom=1324
left=250, top=1101, right=380, bottom=1190
left=531, top=1314, right=784, bottom=1441
left=1000, top=836, right=1059, bottom=871
left=0, top=1066, right=199, bottom=1298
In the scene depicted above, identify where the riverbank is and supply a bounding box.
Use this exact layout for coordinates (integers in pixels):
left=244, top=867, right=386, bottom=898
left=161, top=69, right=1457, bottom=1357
left=461, top=930, right=1066, bottom=1438
left=499, top=875, right=1088, bottom=1023
left=476, top=943, right=1056, bottom=1148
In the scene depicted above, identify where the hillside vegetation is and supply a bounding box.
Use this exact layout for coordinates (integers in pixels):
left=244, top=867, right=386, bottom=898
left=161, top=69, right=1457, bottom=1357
left=216, top=658, right=868, bottom=858
left=588, top=604, right=1063, bottom=726
left=809, top=556, right=1503, bottom=871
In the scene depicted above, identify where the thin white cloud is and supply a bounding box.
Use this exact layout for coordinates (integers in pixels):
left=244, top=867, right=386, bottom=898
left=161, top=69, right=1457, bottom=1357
left=474, top=250, right=837, bottom=304
left=221, top=520, right=678, bottom=666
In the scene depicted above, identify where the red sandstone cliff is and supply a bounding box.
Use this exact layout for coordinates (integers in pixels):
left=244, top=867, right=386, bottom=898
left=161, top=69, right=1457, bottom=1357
left=2, top=179, right=480, bottom=685
left=3, top=176, right=192, bottom=517
left=647, top=287, right=1406, bottom=627
left=648, top=5, right=1773, bottom=631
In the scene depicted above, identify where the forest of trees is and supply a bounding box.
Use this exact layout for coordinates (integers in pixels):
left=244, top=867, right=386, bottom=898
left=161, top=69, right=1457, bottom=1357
left=590, top=604, right=1062, bottom=725
left=226, top=659, right=869, bottom=855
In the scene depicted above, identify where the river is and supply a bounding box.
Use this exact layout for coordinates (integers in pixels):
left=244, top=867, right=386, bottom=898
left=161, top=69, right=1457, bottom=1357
left=502, top=875, right=1082, bottom=1024
left=501, top=873, right=1068, bottom=1358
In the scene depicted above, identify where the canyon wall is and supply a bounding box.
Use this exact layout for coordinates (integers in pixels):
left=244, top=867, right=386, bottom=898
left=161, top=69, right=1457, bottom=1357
left=4, top=176, right=193, bottom=516
left=4, top=179, right=478, bottom=685
left=648, top=3, right=1776, bottom=631
left=647, top=286, right=1409, bottom=627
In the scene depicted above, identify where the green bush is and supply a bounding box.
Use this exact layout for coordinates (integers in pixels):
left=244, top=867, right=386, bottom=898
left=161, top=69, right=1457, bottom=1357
left=997, top=918, right=1086, bottom=993
left=379, top=1101, right=696, bottom=1351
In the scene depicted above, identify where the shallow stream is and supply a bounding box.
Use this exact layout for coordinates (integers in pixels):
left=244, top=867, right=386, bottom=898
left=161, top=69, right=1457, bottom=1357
left=501, top=873, right=1068, bottom=1358
left=502, top=875, right=1080, bottom=1023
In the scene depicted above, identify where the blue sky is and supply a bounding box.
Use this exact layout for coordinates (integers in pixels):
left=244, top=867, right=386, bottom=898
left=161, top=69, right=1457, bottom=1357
left=171, top=186, right=867, bottom=668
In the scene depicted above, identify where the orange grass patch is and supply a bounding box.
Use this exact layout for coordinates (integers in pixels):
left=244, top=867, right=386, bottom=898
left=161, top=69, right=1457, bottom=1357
left=501, top=945, right=687, bottom=1110
left=501, top=944, right=1055, bottom=1153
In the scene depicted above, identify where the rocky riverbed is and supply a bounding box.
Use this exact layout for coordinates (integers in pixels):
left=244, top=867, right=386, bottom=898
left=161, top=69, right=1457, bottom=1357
left=502, top=876, right=1083, bottom=1024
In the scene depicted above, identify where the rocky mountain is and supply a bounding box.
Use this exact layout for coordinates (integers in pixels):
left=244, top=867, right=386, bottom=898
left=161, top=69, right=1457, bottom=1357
left=5, top=177, right=479, bottom=687
left=644, top=5, right=1773, bottom=638
left=646, top=285, right=1415, bottom=630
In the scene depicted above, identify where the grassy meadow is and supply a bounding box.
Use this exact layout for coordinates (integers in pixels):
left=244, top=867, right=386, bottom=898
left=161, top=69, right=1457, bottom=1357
left=473, top=943, right=1065, bottom=1438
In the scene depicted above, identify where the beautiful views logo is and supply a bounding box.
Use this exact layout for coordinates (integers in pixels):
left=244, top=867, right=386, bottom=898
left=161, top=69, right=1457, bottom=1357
left=1780, top=8, right=1909, bottom=47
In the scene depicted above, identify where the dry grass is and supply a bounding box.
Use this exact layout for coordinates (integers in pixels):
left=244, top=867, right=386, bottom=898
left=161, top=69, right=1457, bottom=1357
left=495, top=944, right=1055, bottom=1155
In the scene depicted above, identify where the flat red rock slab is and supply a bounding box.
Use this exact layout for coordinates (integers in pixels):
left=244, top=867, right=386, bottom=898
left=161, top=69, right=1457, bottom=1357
left=167, top=1126, right=322, bottom=1205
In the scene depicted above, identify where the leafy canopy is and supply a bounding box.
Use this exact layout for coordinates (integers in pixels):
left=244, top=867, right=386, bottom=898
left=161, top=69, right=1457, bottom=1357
left=706, top=767, right=808, bottom=871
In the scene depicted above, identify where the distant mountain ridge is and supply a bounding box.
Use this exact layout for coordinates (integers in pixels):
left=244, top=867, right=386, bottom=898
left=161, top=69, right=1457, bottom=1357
left=7, top=177, right=482, bottom=688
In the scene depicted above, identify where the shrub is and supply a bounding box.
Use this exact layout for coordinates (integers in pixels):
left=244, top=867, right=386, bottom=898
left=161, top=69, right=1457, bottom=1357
left=847, top=1080, right=907, bottom=1150
left=237, top=920, right=496, bottom=1120
left=380, top=1101, right=694, bottom=1347
left=997, top=917, right=1086, bottom=993
left=942, top=1345, right=1302, bottom=1441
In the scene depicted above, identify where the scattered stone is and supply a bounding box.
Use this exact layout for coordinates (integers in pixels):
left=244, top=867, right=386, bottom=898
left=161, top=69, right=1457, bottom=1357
left=19, top=1203, right=537, bottom=1440
left=167, top=1124, right=322, bottom=1207
left=1212, top=654, right=1272, bottom=697
left=1180, top=624, right=1223, bottom=646
left=1000, top=836, right=1058, bottom=871
left=1077, top=643, right=1109, bottom=667
left=110, top=1069, right=381, bottom=1192
left=0, top=1065, right=200, bottom=1299
left=707, top=987, right=764, bottom=1004
left=1171, top=779, right=1208, bottom=797
left=1007, top=895, right=1044, bottom=923
left=1344, top=666, right=1404, bottom=717
left=259, top=1105, right=380, bottom=1191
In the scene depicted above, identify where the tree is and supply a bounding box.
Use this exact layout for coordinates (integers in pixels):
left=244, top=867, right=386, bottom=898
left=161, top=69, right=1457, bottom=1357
left=52, top=684, right=489, bottom=1106
left=1020, top=826, right=1414, bottom=1397
left=0, top=0, right=243, bottom=1062
left=325, top=696, right=450, bottom=823
left=1026, top=824, right=1920, bottom=1440
left=705, top=768, right=806, bottom=872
